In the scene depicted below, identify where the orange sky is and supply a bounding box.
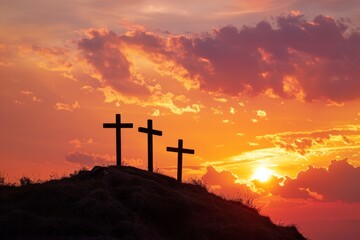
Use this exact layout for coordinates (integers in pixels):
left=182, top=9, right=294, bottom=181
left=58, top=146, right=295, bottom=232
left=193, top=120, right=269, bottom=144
left=1, top=1, right=360, bottom=239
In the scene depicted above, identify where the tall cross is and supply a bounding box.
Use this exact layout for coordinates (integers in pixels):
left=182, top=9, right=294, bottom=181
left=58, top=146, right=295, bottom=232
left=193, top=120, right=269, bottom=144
left=138, top=119, right=163, bottom=172
left=166, top=139, right=195, bottom=182
left=103, top=114, right=133, bottom=166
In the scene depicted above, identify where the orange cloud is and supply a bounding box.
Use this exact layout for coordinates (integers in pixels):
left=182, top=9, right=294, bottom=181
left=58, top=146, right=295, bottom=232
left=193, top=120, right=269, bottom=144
left=258, top=125, right=360, bottom=155
left=54, top=101, right=80, bottom=112
left=256, top=110, right=267, bottom=118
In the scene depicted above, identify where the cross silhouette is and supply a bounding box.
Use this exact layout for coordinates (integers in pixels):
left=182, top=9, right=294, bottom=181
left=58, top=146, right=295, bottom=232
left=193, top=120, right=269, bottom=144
left=138, top=119, right=162, bottom=172
left=103, top=114, right=133, bottom=166
left=166, top=139, right=195, bottom=182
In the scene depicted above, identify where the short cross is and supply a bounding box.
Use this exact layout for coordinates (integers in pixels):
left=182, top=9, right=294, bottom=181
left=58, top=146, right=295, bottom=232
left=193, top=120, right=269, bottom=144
left=103, top=114, right=133, bottom=166
left=138, top=119, right=162, bottom=172
left=166, top=139, right=195, bottom=182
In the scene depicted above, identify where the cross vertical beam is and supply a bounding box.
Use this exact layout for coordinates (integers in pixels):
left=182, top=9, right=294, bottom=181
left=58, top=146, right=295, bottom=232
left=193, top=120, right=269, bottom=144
left=103, top=114, right=133, bottom=166
left=166, top=139, right=195, bottom=182
left=138, top=119, right=163, bottom=172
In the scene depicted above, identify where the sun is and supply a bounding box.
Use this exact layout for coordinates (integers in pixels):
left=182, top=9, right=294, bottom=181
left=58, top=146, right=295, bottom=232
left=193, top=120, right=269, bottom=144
left=252, top=167, right=272, bottom=182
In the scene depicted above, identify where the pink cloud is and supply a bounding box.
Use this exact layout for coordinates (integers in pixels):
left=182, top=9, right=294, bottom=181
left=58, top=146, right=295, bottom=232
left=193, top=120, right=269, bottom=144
left=173, top=15, right=360, bottom=102
left=82, top=14, right=359, bottom=102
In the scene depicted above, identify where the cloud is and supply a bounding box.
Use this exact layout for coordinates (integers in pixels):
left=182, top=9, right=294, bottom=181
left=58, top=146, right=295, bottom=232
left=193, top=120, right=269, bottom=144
left=68, top=139, right=82, bottom=149
left=214, top=97, right=228, bottom=103
left=277, top=138, right=313, bottom=155
left=76, top=15, right=359, bottom=103
left=78, top=29, right=149, bottom=95
left=211, top=107, right=223, bottom=115
left=252, top=175, right=285, bottom=194
left=257, top=125, right=360, bottom=155
left=261, top=159, right=360, bottom=202
left=0, top=44, right=15, bottom=67
left=175, top=14, right=360, bottom=102
left=68, top=138, right=93, bottom=149
left=20, top=90, right=43, bottom=103
left=65, top=151, right=113, bottom=167
left=120, top=30, right=200, bottom=90
left=92, top=14, right=359, bottom=103
left=202, top=166, right=257, bottom=199
left=30, top=45, right=73, bottom=72
left=256, top=110, right=267, bottom=118
left=54, top=101, right=80, bottom=111
left=100, top=85, right=202, bottom=115
left=151, top=109, right=160, bottom=116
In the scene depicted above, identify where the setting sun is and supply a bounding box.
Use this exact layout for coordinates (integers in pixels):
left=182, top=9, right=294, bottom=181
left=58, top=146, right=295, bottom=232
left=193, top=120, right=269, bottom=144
left=252, top=167, right=272, bottom=182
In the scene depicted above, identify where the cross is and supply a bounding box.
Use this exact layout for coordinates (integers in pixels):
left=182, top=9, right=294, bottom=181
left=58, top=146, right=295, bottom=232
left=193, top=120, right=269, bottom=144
left=103, top=114, right=133, bottom=166
left=138, top=119, right=162, bottom=172
left=166, top=139, right=195, bottom=182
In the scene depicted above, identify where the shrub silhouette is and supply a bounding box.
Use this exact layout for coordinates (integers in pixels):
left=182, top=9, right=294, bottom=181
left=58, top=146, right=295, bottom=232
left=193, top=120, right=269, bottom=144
left=0, top=166, right=307, bottom=240
left=0, top=173, right=4, bottom=186
left=19, top=176, right=32, bottom=186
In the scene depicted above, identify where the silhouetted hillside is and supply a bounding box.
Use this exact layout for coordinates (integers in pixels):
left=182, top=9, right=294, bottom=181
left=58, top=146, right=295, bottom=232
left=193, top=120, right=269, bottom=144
left=0, top=166, right=306, bottom=240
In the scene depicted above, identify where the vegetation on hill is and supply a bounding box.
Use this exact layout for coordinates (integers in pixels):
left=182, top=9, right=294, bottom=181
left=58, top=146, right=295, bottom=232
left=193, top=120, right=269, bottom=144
left=0, top=166, right=306, bottom=240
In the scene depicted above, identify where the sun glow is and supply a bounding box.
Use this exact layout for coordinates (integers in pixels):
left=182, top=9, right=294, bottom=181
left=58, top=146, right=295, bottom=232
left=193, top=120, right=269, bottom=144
left=252, top=167, right=272, bottom=182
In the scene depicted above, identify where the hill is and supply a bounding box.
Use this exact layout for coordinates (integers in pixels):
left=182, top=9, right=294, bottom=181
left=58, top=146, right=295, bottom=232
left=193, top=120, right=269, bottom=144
left=0, top=166, right=306, bottom=240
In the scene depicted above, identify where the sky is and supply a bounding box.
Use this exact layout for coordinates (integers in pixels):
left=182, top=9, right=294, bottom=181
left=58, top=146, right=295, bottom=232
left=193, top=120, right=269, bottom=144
left=1, top=0, right=360, bottom=239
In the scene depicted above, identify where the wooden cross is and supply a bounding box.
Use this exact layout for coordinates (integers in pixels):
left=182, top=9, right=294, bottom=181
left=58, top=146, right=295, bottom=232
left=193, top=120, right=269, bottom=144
left=166, top=139, right=195, bottom=182
left=138, top=119, right=162, bottom=172
left=103, top=114, right=133, bottom=166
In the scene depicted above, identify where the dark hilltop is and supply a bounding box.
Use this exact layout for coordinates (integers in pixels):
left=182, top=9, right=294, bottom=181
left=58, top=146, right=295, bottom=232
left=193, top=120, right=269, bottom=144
left=0, top=166, right=306, bottom=240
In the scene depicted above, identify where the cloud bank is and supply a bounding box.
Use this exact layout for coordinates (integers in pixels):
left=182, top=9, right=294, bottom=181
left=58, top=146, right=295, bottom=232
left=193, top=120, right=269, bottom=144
left=77, top=14, right=360, bottom=103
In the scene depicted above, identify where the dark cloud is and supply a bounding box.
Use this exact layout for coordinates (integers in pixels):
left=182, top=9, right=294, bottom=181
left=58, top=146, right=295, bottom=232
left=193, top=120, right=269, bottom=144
left=269, top=159, right=360, bottom=202
left=65, top=151, right=112, bottom=167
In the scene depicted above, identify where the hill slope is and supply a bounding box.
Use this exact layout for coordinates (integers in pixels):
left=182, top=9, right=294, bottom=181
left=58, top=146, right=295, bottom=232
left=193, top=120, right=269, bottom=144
left=0, top=166, right=306, bottom=240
